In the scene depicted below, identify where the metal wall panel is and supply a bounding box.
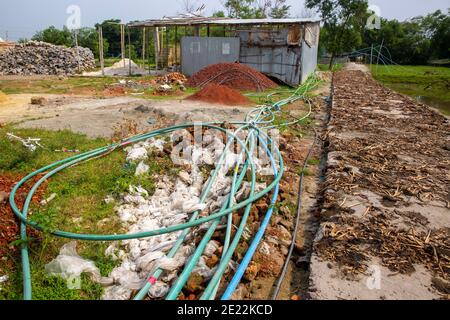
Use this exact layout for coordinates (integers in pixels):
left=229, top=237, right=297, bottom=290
left=301, top=40, right=318, bottom=84
left=238, top=29, right=303, bottom=86
left=181, top=36, right=240, bottom=76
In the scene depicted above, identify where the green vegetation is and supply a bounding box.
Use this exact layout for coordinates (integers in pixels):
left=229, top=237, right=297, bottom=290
left=306, top=0, right=369, bottom=69
left=221, top=0, right=290, bottom=18
left=371, top=65, right=450, bottom=115
left=0, top=125, right=174, bottom=299
left=0, top=75, right=197, bottom=101
left=318, top=63, right=343, bottom=72
left=363, top=10, right=450, bottom=65
left=0, top=76, right=120, bottom=95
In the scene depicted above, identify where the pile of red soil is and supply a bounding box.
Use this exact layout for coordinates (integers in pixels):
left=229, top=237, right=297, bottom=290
left=187, top=63, right=277, bottom=92
left=187, top=83, right=251, bottom=106
left=0, top=174, right=45, bottom=258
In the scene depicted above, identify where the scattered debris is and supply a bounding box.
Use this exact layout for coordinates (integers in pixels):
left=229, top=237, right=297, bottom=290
left=54, top=147, right=80, bottom=153
left=155, top=72, right=187, bottom=85
left=6, top=132, right=44, bottom=151
left=30, top=96, right=47, bottom=106
left=315, top=70, right=450, bottom=282
left=45, top=241, right=113, bottom=286
left=157, top=84, right=173, bottom=93
left=40, top=193, right=57, bottom=205
left=135, top=161, right=150, bottom=176
left=0, top=41, right=95, bottom=75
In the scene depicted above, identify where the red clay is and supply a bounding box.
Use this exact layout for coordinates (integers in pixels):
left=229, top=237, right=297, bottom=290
left=0, top=174, right=45, bottom=258
left=187, top=63, right=277, bottom=92
left=186, top=83, right=251, bottom=106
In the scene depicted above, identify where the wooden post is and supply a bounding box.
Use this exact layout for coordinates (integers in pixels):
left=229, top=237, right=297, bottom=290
left=207, top=25, right=210, bottom=37
left=98, top=26, right=105, bottom=76
left=165, top=27, right=169, bottom=68
left=154, top=27, right=160, bottom=70
left=370, top=44, right=373, bottom=68
left=174, top=26, right=178, bottom=67
left=141, top=27, right=146, bottom=69
left=128, top=26, right=132, bottom=76
left=73, top=30, right=81, bottom=73
left=121, top=24, right=126, bottom=67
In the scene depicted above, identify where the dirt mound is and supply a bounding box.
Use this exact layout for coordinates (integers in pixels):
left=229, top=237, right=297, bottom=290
left=186, top=84, right=251, bottom=106
left=187, top=63, right=277, bottom=92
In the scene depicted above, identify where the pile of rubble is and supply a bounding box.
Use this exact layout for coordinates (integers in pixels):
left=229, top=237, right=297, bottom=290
left=155, top=72, right=187, bottom=85
left=0, top=41, right=95, bottom=75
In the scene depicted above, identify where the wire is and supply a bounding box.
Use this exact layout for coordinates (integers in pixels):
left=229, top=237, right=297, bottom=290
left=271, top=129, right=318, bottom=300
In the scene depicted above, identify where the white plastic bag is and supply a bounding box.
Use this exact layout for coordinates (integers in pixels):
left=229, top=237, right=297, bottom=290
left=45, top=242, right=113, bottom=286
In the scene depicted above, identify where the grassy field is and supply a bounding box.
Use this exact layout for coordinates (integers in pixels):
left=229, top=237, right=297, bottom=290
left=0, top=75, right=199, bottom=100
left=0, top=125, right=175, bottom=299
left=371, top=65, right=450, bottom=115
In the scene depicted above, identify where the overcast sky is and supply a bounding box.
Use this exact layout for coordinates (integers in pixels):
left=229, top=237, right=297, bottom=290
left=1, top=0, right=449, bottom=40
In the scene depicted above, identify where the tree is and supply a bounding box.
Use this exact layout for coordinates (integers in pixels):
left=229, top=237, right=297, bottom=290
left=269, top=0, right=291, bottom=18
left=306, top=0, right=368, bottom=69
left=77, top=27, right=109, bottom=58
left=420, top=9, right=450, bottom=59
left=32, top=26, right=73, bottom=46
left=223, top=0, right=291, bottom=19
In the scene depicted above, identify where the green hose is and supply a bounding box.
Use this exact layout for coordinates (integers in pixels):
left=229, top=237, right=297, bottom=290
left=10, top=73, right=318, bottom=300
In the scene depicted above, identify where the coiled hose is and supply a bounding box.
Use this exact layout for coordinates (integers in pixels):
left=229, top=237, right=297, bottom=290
left=10, top=74, right=320, bottom=300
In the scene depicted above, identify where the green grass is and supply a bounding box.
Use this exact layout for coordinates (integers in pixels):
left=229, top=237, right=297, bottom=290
left=244, top=85, right=291, bottom=105
left=318, top=63, right=343, bottom=72
left=307, top=158, right=320, bottom=166
left=0, top=75, right=199, bottom=101
left=0, top=125, right=174, bottom=299
left=371, top=65, right=450, bottom=115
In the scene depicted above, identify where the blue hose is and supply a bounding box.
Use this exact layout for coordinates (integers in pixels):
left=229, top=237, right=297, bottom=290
left=221, top=136, right=279, bottom=300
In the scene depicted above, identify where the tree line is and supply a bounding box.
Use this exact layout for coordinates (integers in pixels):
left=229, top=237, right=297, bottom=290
left=26, top=0, right=449, bottom=67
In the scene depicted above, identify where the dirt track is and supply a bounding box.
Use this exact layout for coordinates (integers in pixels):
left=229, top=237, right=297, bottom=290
left=309, top=67, right=450, bottom=299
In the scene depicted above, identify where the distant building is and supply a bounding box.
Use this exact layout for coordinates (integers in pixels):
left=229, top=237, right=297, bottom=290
left=129, top=16, right=321, bottom=86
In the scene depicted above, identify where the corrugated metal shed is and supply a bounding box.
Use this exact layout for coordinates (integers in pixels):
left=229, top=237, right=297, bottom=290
left=181, top=37, right=240, bottom=76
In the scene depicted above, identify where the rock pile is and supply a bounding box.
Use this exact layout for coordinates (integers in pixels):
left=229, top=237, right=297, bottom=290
left=0, top=41, right=95, bottom=75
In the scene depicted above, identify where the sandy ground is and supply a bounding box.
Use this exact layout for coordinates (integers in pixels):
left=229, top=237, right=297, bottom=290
left=0, top=94, right=251, bottom=138
left=308, top=63, right=450, bottom=300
